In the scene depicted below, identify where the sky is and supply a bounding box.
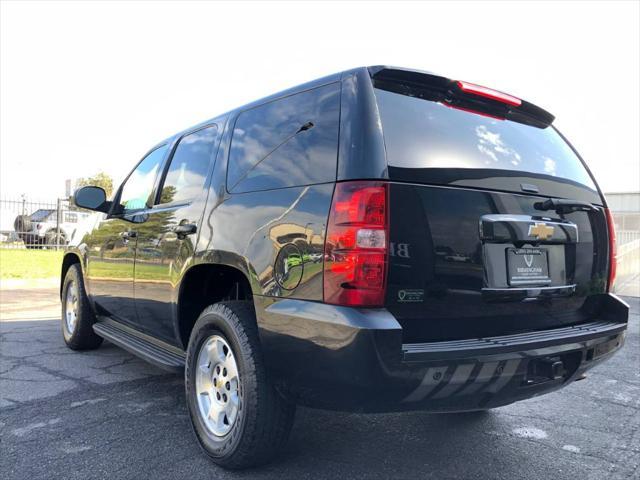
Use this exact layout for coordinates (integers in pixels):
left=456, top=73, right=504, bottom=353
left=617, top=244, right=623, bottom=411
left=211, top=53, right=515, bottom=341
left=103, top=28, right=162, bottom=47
left=1, top=0, right=639, bottom=202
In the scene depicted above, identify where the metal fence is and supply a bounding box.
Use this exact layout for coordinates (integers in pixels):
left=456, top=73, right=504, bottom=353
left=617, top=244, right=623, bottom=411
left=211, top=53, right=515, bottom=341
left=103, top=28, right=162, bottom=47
left=0, top=196, right=90, bottom=250
left=615, top=230, right=640, bottom=296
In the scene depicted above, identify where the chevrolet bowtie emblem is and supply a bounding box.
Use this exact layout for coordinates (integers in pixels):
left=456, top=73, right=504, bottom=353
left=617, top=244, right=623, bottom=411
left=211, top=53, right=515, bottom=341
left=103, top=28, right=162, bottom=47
left=528, top=222, right=554, bottom=240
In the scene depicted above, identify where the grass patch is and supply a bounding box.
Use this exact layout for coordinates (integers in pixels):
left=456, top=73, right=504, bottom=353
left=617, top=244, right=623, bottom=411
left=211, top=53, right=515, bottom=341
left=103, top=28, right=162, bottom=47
left=0, top=249, right=64, bottom=279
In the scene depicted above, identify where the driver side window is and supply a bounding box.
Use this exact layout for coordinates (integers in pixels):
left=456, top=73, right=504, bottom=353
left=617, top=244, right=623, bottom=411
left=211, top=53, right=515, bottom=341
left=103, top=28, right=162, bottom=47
left=119, top=145, right=168, bottom=212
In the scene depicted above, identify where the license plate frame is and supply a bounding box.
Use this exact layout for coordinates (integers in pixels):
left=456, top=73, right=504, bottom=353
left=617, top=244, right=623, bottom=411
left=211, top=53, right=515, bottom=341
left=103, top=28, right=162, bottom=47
left=507, top=247, right=552, bottom=286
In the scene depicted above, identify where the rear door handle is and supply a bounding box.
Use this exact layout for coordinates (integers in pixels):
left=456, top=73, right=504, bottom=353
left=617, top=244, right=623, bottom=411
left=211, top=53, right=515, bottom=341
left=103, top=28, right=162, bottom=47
left=172, top=223, right=197, bottom=238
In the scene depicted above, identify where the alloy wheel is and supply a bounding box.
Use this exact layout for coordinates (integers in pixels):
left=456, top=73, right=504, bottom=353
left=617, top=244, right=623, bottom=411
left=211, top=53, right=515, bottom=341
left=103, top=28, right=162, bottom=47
left=65, top=281, right=79, bottom=334
left=195, top=335, right=241, bottom=437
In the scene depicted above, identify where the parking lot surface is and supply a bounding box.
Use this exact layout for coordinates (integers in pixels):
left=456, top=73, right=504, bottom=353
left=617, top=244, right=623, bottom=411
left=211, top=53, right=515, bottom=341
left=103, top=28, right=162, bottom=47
left=1, top=287, right=638, bottom=480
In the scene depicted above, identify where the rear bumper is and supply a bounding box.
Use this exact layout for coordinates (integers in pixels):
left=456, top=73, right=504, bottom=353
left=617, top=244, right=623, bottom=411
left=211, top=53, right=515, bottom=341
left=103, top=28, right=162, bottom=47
left=254, top=294, right=629, bottom=413
left=402, top=320, right=626, bottom=362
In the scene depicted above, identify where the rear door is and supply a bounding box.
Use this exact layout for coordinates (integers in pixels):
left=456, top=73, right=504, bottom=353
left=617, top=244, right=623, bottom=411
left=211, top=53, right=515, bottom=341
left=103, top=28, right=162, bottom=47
left=133, top=125, right=220, bottom=344
left=371, top=74, right=609, bottom=343
left=86, top=144, right=168, bottom=324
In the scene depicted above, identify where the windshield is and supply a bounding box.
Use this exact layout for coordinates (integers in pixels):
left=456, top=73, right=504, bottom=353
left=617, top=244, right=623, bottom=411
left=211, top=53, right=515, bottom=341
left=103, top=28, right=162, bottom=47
left=30, top=209, right=54, bottom=221
left=374, top=88, right=599, bottom=199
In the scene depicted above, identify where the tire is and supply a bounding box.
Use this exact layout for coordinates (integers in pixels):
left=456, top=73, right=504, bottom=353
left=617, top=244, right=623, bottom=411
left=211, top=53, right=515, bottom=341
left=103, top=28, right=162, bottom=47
left=31, top=239, right=44, bottom=249
left=185, top=301, right=295, bottom=469
left=13, top=214, right=31, bottom=234
left=45, top=230, right=67, bottom=249
left=61, top=264, right=103, bottom=350
left=23, top=234, right=41, bottom=249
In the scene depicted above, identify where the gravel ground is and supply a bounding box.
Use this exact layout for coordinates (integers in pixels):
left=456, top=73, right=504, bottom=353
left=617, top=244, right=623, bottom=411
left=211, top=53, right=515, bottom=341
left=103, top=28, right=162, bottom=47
left=1, top=289, right=638, bottom=479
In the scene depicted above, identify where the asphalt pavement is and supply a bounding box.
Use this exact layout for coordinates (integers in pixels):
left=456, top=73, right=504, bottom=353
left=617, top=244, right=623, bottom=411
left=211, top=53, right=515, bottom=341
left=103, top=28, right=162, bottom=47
left=1, top=286, right=638, bottom=480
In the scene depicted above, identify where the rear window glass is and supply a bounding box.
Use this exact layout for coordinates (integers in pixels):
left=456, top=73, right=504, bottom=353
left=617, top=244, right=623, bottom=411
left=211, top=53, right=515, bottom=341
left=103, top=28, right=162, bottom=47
left=227, top=82, right=340, bottom=193
left=374, top=88, right=597, bottom=191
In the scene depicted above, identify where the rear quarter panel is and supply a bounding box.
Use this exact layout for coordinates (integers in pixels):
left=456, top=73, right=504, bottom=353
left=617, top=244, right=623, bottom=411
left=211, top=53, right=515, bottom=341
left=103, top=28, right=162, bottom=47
left=195, top=112, right=334, bottom=302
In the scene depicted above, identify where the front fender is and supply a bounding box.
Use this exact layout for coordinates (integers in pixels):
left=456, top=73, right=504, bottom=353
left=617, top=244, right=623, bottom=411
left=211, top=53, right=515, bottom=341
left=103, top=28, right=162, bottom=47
left=60, top=247, right=87, bottom=298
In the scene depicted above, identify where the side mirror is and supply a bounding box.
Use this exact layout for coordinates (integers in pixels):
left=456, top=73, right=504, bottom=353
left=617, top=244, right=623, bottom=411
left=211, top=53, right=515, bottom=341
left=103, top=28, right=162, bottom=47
left=74, top=186, right=110, bottom=213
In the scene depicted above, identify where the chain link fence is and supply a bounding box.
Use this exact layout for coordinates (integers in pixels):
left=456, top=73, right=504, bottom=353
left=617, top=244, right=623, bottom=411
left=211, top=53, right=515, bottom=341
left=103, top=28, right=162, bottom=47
left=0, top=197, right=91, bottom=250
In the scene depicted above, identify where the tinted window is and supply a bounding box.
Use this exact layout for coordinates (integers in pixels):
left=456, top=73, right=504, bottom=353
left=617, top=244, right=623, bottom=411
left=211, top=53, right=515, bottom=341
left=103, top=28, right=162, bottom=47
left=120, top=145, right=168, bottom=212
left=375, top=88, right=597, bottom=190
left=227, top=82, right=340, bottom=193
left=30, top=209, right=55, bottom=221
left=158, top=126, right=218, bottom=205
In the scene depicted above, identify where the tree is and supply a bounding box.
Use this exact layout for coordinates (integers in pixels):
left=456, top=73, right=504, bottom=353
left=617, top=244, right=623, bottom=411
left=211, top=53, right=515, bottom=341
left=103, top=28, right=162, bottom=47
left=77, top=172, right=114, bottom=198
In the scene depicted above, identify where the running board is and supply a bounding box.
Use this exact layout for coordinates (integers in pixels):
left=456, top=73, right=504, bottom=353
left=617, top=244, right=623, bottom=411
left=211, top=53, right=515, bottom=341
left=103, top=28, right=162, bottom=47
left=93, top=318, right=186, bottom=373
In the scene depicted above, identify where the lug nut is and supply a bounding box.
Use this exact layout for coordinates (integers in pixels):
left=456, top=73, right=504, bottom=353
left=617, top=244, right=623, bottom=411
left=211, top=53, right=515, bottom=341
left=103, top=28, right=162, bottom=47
left=216, top=366, right=220, bottom=374
left=216, top=392, right=221, bottom=400
left=222, top=368, right=227, bottom=376
left=225, top=382, right=230, bottom=390
left=223, top=394, right=227, bottom=402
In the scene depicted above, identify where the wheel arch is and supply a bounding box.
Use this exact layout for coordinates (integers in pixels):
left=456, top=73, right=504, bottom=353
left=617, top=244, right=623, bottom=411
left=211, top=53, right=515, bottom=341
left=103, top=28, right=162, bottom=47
left=176, top=261, right=255, bottom=349
left=45, top=227, right=69, bottom=238
left=60, top=252, right=82, bottom=298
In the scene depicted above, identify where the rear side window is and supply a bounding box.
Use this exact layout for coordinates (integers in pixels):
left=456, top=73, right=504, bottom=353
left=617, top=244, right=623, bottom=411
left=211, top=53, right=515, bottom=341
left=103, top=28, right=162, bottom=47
left=374, top=88, right=598, bottom=194
left=157, top=125, right=219, bottom=205
left=227, top=82, right=340, bottom=193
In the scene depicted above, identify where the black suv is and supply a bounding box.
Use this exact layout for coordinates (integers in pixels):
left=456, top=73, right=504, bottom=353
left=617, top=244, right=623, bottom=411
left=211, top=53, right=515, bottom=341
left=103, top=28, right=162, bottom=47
left=62, top=66, right=628, bottom=469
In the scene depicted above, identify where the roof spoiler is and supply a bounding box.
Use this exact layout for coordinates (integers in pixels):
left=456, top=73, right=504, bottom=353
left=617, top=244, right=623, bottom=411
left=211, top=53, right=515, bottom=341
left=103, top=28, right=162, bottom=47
left=369, top=67, right=555, bottom=128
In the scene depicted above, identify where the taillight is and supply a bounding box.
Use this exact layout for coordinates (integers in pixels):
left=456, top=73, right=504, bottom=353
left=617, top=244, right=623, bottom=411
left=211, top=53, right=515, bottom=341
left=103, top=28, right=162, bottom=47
left=323, top=181, right=389, bottom=307
left=455, top=80, right=522, bottom=107
left=605, top=208, right=617, bottom=291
